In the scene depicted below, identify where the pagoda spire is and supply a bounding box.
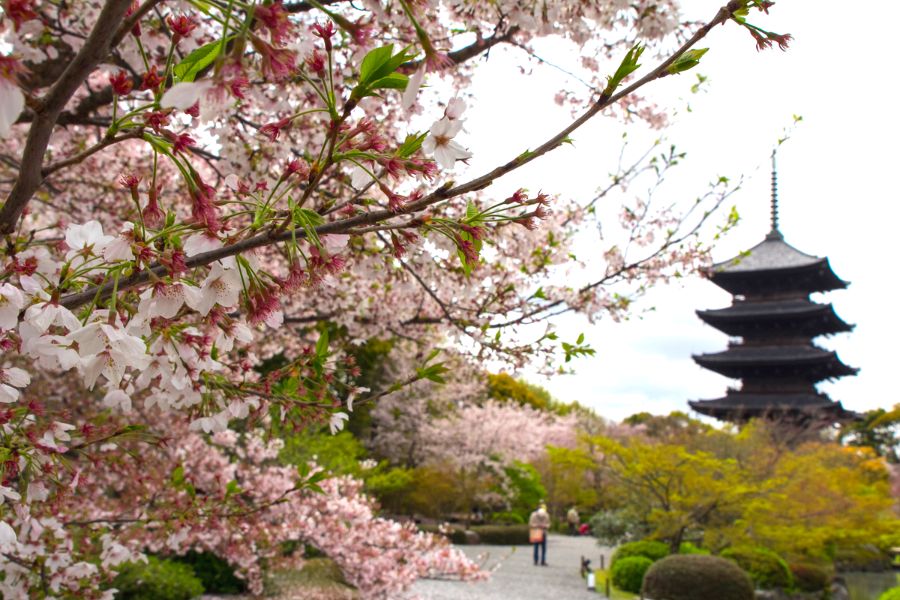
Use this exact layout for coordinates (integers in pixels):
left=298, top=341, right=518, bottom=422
left=767, top=150, right=782, bottom=239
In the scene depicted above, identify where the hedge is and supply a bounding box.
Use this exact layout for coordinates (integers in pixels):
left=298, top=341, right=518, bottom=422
left=419, top=524, right=530, bottom=545
left=721, top=546, right=793, bottom=590
left=788, top=562, right=833, bottom=592
left=611, top=540, right=670, bottom=568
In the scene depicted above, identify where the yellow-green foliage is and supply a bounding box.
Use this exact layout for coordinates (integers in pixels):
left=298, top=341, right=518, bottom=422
left=594, top=420, right=900, bottom=562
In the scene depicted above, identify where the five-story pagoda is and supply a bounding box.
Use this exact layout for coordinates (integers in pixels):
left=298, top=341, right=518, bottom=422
left=689, top=155, right=858, bottom=424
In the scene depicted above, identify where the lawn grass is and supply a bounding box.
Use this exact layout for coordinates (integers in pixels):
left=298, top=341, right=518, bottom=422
left=594, top=568, right=639, bottom=599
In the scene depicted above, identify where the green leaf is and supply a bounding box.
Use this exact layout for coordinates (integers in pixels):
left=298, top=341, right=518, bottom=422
left=667, top=48, right=709, bottom=75
left=465, top=200, right=480, bottom=222
left=457, top=248, right=473, bottom=277
left=171, top=465, right=185, bottom=486
left=294, top=207, right=324, bottom=248
left=417, top=363, right=448, bottom=384
left=359, top=44, right=396, bottom=85
left=605, top=44, right=645, bottom=95
left=397, top=132, right=428, bottom=158
left=577, top=333, right=585, bottom=344
left=368, top=72, right=409, bottom=91
left=173, top=38, right=231, bottom=82
left=226, top=480, right=242, bottom=496
left=316, top=330, right=329, bottom=359
left=353, top=45, right=417, bottom=101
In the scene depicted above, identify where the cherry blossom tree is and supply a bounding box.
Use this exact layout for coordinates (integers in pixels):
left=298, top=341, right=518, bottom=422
left=0, top=0, right=792, bottom=595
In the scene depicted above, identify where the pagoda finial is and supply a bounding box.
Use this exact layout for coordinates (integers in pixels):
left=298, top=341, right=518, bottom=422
left=768, top=149, right=782, bottom=239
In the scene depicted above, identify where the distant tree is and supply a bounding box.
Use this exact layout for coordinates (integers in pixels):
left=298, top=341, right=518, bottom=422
left=839, top=405, right=900, bottom=463
left=623, top=410, right=714, bottom=442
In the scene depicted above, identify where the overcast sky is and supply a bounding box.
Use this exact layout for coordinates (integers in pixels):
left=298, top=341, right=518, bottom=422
left=445, top=1, right=899, bottom=422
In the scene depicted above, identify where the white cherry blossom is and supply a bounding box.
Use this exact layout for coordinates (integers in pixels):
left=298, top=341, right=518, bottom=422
left=64, top=220, right=113, bottom=266
left=139, top=282, right=202, bottom=319
left=103, top=389, right=132, bottom=412
left=189, top=410, right=230, bottom=433
left=0, top=521, right=16, bottom=551
left=0, top=77, right=24, bottom=139
left=0, top=366, right=30, bottom=403
left=0, top=283, right=24, bottom=330
left=329, top=411, right=349, bottom=434
left=23, top=302, right=81, bottom=335
left=101, top=223, right=135, bottom=262
left=188, top=262, right=242, bottom=315
left=159, top=80, right=212, bottom=110
left=445, top=97, right=467, bottom=120
left=68, top=323, right=151, bottom=388
left=422, top=117, right=472, bottom=169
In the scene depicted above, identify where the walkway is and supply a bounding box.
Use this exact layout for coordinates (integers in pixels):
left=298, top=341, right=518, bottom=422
left=412, top=534, right=614, bottom=600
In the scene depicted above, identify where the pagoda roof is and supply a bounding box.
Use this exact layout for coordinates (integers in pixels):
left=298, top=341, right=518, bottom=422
left=708, top=232, right=848, bottom=295
left=697, top=299, right=853, bottom=337
left=693, top=345, right=858, bottom=380
left=714, top=233, right=822, bottom=273
left=689, top=391, right=859, bottom=422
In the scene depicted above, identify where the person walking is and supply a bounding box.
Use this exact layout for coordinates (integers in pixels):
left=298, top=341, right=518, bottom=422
left=566, top=506, right=580, bottom=536
left=528, top=503, right=551, bottom=566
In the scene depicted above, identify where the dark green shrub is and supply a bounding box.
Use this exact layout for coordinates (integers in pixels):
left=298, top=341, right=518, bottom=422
left=112, top=556, right=204, bottom=600
left=611, top=556, right=653, bottom=593
left=834, top=544, right=892, bottom=571
left=721, top=546, right=793, bottom=590
left=879, top=587, right=900, bottom=600
left=489, top=511, right=526, bottom=525
left=470, top=524, right=529, bottom=545
left=611, top=540, right=670, bottom=568
left=173, top=551, right=246, bottom=594
left=789, top=562, right=833, bottom=592
left=678, top=542, right=709, bottom=555
left=642, top=554, right=754, bottom=600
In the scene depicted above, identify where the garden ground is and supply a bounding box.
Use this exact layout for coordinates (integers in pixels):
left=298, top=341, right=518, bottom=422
left=412, top=534, right=611, bottom=600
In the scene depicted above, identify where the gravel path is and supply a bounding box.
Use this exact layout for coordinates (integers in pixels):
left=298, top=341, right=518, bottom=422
left=412, top=535, right=613, bottom=600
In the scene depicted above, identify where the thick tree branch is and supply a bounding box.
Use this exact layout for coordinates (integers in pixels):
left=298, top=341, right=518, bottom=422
left=0, top=0, right=134, bottom=234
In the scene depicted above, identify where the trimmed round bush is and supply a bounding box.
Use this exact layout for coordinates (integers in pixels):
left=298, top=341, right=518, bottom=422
left=611, top=540, right=670, bottom=568
left=112, top=556, right=204, bottom=600
left=879, top=587, right=900, bottom=600
left=721, top=546, right=793, bottom=590
left=641, top=554, right=754, bottom=600
left=789, top=562, right=833, bottom=592
left=611, top=556, right=653, bottom=593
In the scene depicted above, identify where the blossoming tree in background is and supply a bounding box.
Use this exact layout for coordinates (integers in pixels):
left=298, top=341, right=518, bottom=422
left=0, top=0, right=791, bottom=596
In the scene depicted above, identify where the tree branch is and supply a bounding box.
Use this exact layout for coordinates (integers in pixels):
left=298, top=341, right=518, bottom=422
left=0, top=0, right=134, bottom=234
left=57, top=3, right=737, bottom=310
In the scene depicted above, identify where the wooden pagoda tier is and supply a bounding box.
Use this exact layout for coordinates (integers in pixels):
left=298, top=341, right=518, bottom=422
left=696, top=299, right=853, bottom=338
left=689, top=156, right=857, bottom=424
left=689, top=391, right=853, bottom=422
